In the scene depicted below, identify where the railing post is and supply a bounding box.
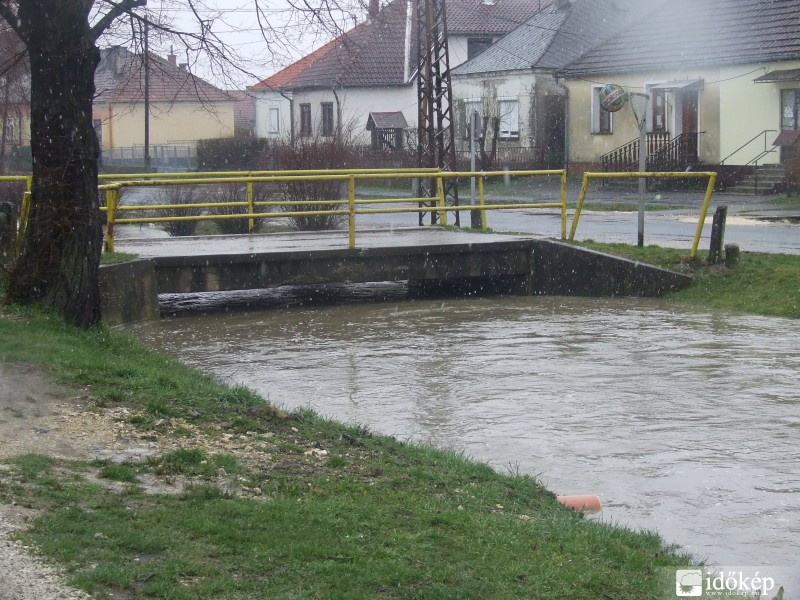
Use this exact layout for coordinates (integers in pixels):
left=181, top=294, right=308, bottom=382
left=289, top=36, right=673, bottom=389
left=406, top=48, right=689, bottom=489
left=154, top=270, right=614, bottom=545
left=560, top=169, right=567, bottom=239
left=347, top=176, right=356, bottom=249
left=247, top=182, right=255, bottom=233
left=690, top=172, right=717, bottom=258
left=105, top=187, right=118, bottom=253
left=569, top=173, right=591, bottom=240
left=478, top=176, right=487, bottom=232
left=437, top=175, right=447, bottom=226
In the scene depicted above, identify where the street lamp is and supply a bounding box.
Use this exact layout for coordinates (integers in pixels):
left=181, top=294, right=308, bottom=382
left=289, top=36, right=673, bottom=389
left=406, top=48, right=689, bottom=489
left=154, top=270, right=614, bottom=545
left=628, top=92, right=649, bottom=247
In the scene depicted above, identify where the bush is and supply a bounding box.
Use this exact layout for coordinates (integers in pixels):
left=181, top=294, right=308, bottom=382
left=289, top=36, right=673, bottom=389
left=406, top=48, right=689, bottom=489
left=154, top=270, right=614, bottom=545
left=196, top=137, right=271, bottom=172
left=271, top=137, right=357, bottom=231
left=206, top=183, right=278, bottom=234
left=155, top=185, right=207, bottom=237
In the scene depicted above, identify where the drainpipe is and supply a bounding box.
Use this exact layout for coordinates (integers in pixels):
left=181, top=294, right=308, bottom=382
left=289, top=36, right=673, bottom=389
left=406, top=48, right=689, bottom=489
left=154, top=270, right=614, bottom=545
left=331, top=86, right=342, bottom=137
left=279, top=90, right=294, bottom=145
left=554, top=74, right=569, bottom=172
left=403, top=0, right=413, bottom=83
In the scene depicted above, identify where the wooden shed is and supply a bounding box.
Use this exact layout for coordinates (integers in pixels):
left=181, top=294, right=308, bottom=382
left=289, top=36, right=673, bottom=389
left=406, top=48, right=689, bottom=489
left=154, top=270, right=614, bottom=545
left=366, top=112, right=408, bottom=151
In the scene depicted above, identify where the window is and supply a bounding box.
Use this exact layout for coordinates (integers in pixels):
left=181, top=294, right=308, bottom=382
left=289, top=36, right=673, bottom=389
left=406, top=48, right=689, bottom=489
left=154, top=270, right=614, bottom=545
left=591, top=85, right=612, bottom=134
left=321, top=102, right=334, bottom=137
left=268, top=107, right=280, bottom=134
left=464, top=99, right=483, bottom=140
left=498, top=98, right=519, bottom=139
left=651, top=89, right=666, bottom=132
left=781, top=89, right=799, bottom=130
left=299, top=103, right=311, bottom=136
left=467, top=38, right=493, bottom=61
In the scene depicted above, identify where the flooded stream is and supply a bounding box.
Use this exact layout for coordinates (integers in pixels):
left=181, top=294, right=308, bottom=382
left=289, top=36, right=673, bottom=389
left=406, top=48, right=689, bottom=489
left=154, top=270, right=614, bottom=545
left=130, top=292, right=800, bottom=585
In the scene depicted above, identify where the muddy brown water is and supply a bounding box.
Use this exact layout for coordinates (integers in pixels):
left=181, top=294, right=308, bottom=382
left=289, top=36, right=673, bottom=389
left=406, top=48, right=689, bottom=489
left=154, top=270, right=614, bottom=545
left=129, top=291, right=800, bottom=587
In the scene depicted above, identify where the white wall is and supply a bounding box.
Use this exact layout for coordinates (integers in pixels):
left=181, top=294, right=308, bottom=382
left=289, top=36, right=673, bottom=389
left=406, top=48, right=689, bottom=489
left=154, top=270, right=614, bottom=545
left=253, top=90, right=292, bottom=140
left=256, top=85, right=417, bottom=145
left=719, top=61, right=800, bottom=165
left=452, top=71, right=538, bottom=149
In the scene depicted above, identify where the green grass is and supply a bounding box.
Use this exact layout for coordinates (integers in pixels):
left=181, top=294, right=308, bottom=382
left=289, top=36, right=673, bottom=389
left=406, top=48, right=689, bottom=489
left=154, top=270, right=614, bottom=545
left=769, top=195, right=800, bottom=206
left=573, top=241, right=800, bottom=318
left=2, top=241, right=795, bottom=598
left=0, top=305, right=699, bottom=599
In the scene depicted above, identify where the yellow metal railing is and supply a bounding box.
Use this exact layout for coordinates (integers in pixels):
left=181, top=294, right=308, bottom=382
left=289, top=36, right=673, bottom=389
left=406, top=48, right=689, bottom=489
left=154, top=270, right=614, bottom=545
left=99, top=169, right=568, bottom=252
left=6, top=168, right=718, bottom=259
left=0, top=176, right=32, bottom=259
left=569, top=171, right=717, bottom=258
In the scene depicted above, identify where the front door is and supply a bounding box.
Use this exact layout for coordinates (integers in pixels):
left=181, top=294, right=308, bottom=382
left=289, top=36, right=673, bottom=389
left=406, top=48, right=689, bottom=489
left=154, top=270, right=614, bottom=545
left=678, top=90, right=699, bottom=162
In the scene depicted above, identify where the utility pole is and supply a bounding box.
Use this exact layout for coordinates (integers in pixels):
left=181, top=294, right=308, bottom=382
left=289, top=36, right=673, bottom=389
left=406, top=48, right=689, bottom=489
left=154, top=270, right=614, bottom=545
left=416, top=0, right=459, bottom=226
left=629, top=93, right=649, bottom=247
left=143, top=16, right=151, bottom=171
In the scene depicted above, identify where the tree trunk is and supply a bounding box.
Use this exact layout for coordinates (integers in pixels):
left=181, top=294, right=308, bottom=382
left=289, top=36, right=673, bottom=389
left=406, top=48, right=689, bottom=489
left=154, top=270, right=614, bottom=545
left=5, top=0, right=103, bottom=328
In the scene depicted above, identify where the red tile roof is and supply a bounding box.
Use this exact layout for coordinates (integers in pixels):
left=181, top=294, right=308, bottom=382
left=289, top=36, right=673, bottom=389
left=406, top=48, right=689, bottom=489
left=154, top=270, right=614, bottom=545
left=251, top=38, right=339, bottom=91
left=95, top=46, right=234, bottom=105
left=253, top=0, right=549, bottom=91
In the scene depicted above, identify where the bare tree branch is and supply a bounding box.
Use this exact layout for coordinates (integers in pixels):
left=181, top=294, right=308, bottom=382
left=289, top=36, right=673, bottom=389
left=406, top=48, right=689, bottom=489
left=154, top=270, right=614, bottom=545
left=91, top=0, right=147, bottom=40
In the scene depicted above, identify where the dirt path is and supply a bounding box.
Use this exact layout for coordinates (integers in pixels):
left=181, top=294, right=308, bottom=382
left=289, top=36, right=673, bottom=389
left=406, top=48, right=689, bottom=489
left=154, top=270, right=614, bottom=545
left=0, top=362, right=106, bottom=600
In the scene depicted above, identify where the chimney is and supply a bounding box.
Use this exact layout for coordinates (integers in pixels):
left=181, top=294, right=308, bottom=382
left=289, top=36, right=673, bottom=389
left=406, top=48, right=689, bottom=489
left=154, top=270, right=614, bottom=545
left=369, top=0, right=379, bottom=19
left=168, top=46, right=177, bottom=66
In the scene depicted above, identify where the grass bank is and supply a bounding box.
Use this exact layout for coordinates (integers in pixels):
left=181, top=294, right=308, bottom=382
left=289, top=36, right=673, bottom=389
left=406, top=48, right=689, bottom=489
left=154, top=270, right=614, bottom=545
left=3, top=242, right=795, bottom=598
left=0, top=305, right=697, bottom=599
left=573, top=242, right=800, bottom=319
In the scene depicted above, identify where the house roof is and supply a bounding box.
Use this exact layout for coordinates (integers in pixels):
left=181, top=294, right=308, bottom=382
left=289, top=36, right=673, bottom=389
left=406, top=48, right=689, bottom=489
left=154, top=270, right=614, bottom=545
left=253, top=0, right=550, bottom=91
left=367, top=111, right=409, bottom=129
left=95, top=46, right=234, bottom=105
left=453, top=0, right=654, bottom=76
left=559, top=0, right=800, bottom=76
left=754, top=67, right=800, bottom=83
left=446, top=0, right=554, bottom=36
left=251, top=38, right=340, bottom=91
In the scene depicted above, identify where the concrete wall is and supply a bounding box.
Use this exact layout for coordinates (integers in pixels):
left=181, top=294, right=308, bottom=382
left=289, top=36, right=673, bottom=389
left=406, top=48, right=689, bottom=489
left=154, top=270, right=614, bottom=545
left=99, top=260, right=160, bottom=326
left=530, top=240, right=692, bottom=297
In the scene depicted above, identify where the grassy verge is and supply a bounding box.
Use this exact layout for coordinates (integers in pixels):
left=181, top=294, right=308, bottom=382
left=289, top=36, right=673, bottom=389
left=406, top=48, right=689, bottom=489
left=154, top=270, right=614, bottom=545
left=2, top=241, right=794, bottom=597
left=0, top=306, right=696, bottom=599
left=573, top=241, right=800, bottom=318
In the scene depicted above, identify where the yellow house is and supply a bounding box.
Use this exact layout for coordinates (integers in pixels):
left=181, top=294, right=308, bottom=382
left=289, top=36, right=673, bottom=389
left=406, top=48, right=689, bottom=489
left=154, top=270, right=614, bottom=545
left=556, top=0, right=800, bottom=190
left=94, top=46, right=235, bottom=168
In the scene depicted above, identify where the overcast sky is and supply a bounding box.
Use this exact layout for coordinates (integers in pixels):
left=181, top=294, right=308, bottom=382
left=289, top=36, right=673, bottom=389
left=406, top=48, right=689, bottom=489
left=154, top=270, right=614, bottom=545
left=105, top=0, right=366, bottom=89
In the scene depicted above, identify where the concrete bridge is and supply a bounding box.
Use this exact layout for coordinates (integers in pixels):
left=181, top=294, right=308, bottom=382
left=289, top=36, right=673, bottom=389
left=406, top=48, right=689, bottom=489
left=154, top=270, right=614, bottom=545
left=99, top=227, right=692, bottom=325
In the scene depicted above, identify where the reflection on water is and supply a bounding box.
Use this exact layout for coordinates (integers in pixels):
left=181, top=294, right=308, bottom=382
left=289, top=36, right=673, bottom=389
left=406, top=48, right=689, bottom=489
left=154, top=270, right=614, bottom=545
left=130, top=293, right=800, bottom=583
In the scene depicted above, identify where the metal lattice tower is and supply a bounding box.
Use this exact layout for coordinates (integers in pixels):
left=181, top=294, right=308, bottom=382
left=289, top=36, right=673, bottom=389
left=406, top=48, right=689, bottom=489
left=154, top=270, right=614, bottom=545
left=416, top=0, right=459, bottom=226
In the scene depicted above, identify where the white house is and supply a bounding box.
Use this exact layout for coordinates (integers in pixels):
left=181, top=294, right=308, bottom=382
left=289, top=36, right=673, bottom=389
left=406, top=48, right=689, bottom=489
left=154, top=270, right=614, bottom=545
left=252, top=0, right=551, bottom=147
left=450, top=0, right=642, bottom=168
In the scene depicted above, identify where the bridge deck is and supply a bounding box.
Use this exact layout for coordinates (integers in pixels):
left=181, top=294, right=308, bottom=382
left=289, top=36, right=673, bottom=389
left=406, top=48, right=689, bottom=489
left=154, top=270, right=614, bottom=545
left=114, top=226, right=543, bottom=258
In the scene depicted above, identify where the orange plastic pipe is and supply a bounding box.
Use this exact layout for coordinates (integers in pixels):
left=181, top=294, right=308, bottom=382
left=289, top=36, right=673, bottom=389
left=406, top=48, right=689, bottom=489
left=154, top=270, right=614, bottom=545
left=556, top=494, right=602, bottom=513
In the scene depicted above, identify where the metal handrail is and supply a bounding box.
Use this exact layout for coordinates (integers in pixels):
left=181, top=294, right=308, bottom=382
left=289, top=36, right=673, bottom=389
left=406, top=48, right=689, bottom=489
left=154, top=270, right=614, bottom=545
left=98, top=169, right=569, bottom=253
left=719, top=129, right=777, bottom=165
left=569, top=170, right=717, bottom=258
